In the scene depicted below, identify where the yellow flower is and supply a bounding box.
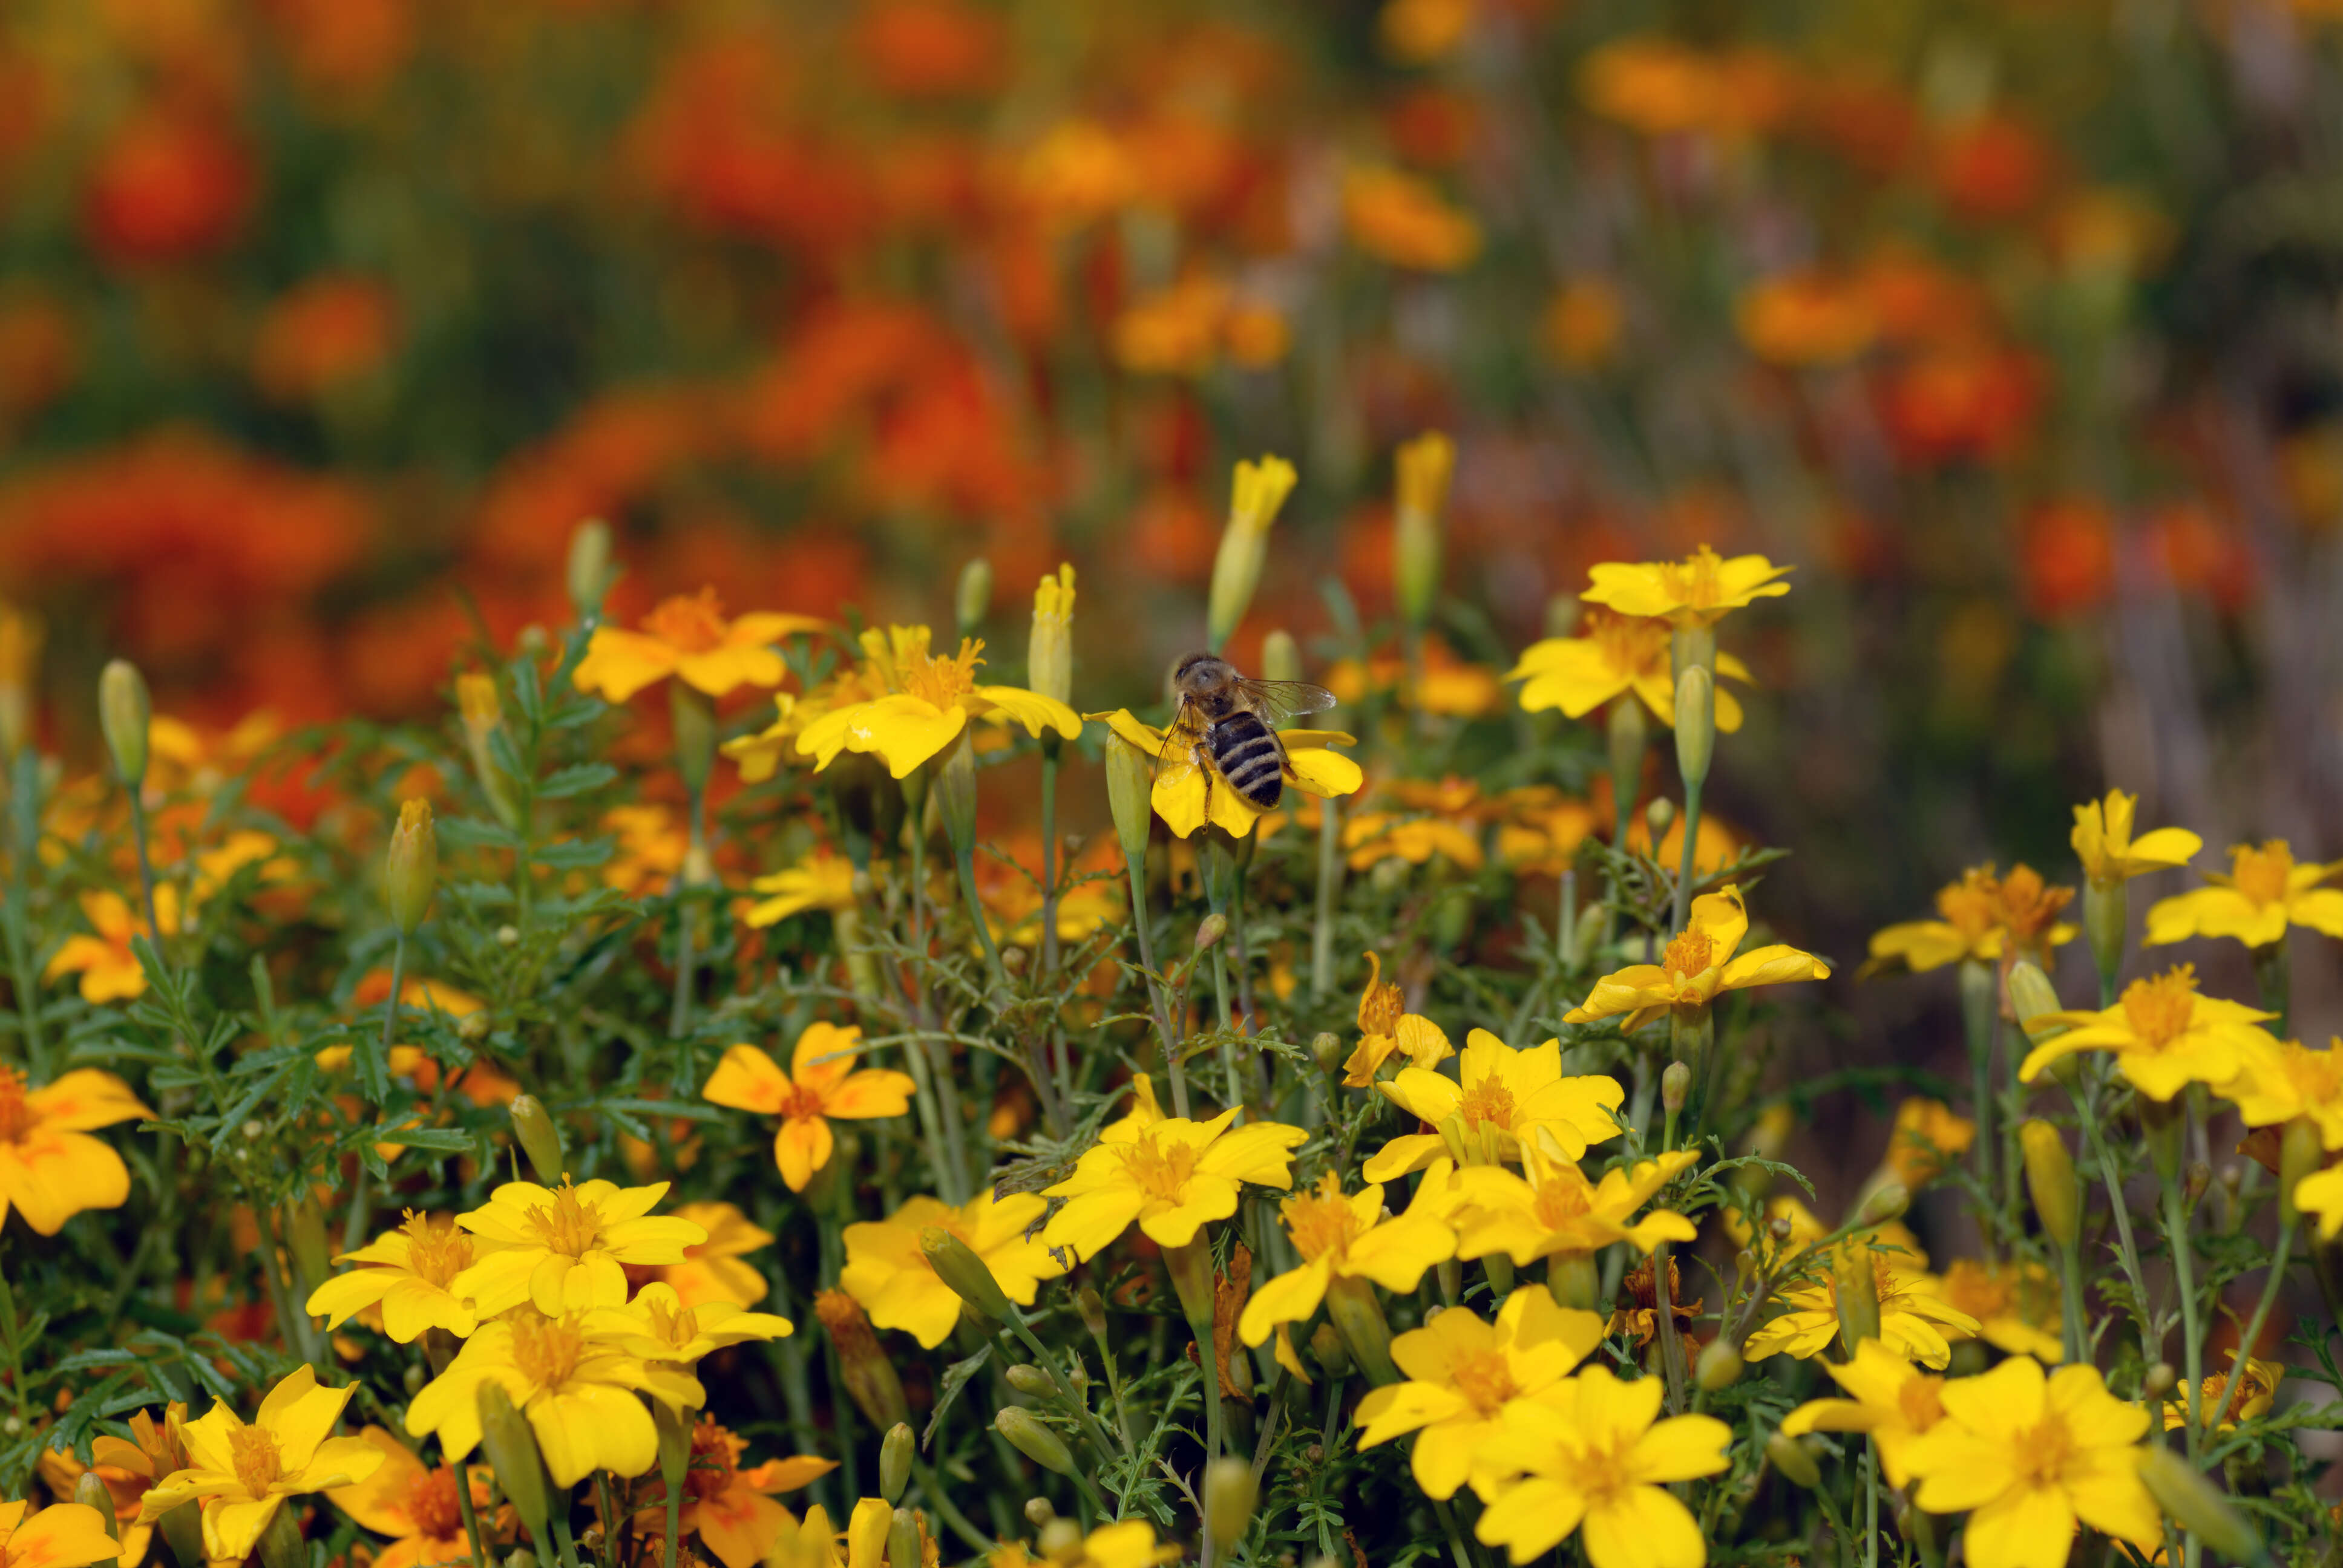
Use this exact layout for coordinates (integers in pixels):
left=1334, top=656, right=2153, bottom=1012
left=634, top=1420, right=836, bottom=1568
left=1779, top=1339, right=1948, bottom=1489
left=1343, top=165, right=1483, bottom=272
left=1878, top=1098, right=1977, bottom=1190
left=572, top=587, right=824, bottom=703
left=1902, top=1356, right=2161, bottom=1568
left=1090, top=708, right=1362, bottom=841
left=405, top=1312, right=701, bottom=1487
left=1236, top=1172, right=1458, bottom=1350
left=326, top=1426, right=501, bottom=1568
left=2292, top=1161, right=2343, bottom=1239
left=1507, top=609, right=1754, bottom=730
left=1006, top=1521, right=1181, bottom=1568
left=1027, top=564, right=1075, bottom=706
left=638, top=1201, right=775, bottom=1310
left=1743, top=1240, right=1981, bottom=1369
left=2071, top=790, right=2201, bottom=887
left=2163, top=1353, right=2281, bottom=1434
left=796, top=627, right=1081, bottom=780
left=744, top=847, right=857, bottom=927
left=137, top=1366, right=385, bottom=1562
left=1342, top=951, right=1454, bottom=1086
left=1039, top=1108, right=1306, bottom=1261
left=1866, top=867, right=2010, bottom=973
left=38, top=1436, right=158, bottom=1568
left=1565, top=886, right=1831, bottom=1032
left=2147, top=840, right=2343, bottom=950
left=305, top=1209, right=502, bottom=1341
left=2018, top=965, right=2277, bottom=1102
left=1579, top=545, right=1792, bottom=628
left=603, top=805, right=690, bottom=897
left=42, top=888, right=182, bottom=1003
left=452, top=1178, right=709, bottom=1316
left=840, top=1189, right=1069, bottom=1350
left=1473, top=1364, right=1732, bottom=1568
left=0, top=1500, right=125, bottom=1568
left=2223, top=1036, right=2343, bottom=1146
left=1355, top=1287, right=1607, bottom=1500
left=0, top=1066, right=149, bottom=1236
left=1342, top=810, right=1485, bottom=873
left=1450, top=1149, right=1699, bottom=1267
left=1939, top=1258, right=2064, bottom=1364
left=701, top=1023, right=917, bottom=1192
left=1364, top=1028, right=1624, bottom=1180
left=583, top=1281, right=794, bottom=1373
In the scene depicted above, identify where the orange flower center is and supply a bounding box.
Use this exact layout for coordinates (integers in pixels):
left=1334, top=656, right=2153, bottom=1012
left=1654, top=546, right=1728, bottom=610
left=523, top=1182, right=606, bottom=1259
left=1584, top=607, right=1672, bottom=678
left=684, top=1419, right=738, bottom=1503
left=2232, top=841, right=2295, bottom=907
left=400, top=1210, right=474, bottom=1288
left=1936, top=867, right=2001, bottom=943
left=1897, top=1376, right=1946, bottom=1431
left=778, top=1082, right=830, bottom=1120
left=228, top=1425, right=283, bottom=1498
left=1357, top=969, right=1404, bottom=1039
left=900, top=638, right=986, bottom=708
left=644, top=1295, right=703, bottom=1350
left=1280, top=1177, right=1365, bottom=1264
left=1660, top=930, right=1715, bottom=982
left=1990, top=864, right=2074, bottom=945
left=1456, top=1073, right=1518, bottom=1132
left=2119, top=967, right=2200, bottom=1051
left=1446, top=1347, right=1522, bottom=1414
left=2282, top=1045, right=2343, bottom=1105
left=2007, top=1414, right=2076, bottom=1489
left=0, top=1067, right=33, bottom=1145
left=641, top=589, right=731, bottom=654
left=510, top=1313, right=588, bottom=1390
left=1531, top=1174, right=1598, bottom=1232
left=1116, top=1132, right=1199, bottom=1204
left=407, top=1467, right=466, bottom=1540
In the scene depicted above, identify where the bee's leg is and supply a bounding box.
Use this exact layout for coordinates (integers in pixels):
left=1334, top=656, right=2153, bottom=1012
left=1191, top=740, right=1214, bottom=828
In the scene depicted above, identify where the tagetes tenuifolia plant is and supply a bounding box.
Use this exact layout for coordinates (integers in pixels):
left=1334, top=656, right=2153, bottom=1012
left=0, top=504, right=2330, bottom=1568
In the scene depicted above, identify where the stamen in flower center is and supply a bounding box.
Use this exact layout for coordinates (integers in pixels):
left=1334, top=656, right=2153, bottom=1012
left=684, top=1418, right=738, bottom=1502
left=1660, top=930, right=1715, bottom=983
left=646, top=1295, right=703, bottom=1349
left=2008, top=1416, right=2075, bottom=1489
left=1456, top=1074, right=1517, bottom=1132
left=407, top=1467, right=466, bottom=1539
left=1532, top=1172, right=1596, bottom=1231
left=1584, top=607, right=1671, bottom=677
left=401, top=1209, right=474, bottom=1287
left=1280, top=1175, right=1365, bottom=1263
left=1117, top=1133, right=1199, bottom=1204
left=1898, top=1376, right=1945, bottom=1430
left=641, top=588, right=731, bottom=654
left=900, top=638, right=986, bottom=708
left=1447, top=1348, right=1522, bottom=1414
left=511, top=1313, right=588, bottom=1390
left=1936, top=867, right=2001, bottom=944
left=2119, top=967, right=2200, bottom=1051
left=228, top=1425, right=283, bottom=1498
left=1656, top=545, right=1728, bottom=609
left=2231, top=841, right=2295, bottom=907
left=0, top=1066, right=33, bottom=1144
left=523, top=1181, right=605, bottom=1258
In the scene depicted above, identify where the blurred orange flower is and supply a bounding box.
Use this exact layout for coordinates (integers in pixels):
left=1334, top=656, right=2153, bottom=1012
left=252, top=275, right=398, bottom=403
left=1343, top=166, right=1482, bottom=272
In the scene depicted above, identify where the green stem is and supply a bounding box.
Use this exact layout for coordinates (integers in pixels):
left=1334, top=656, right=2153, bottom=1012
left=911, top=1457, right=994, bottom=1551
left=1864, top=1435, right=1879, bottom=1568
left=669, top=787, right=706, bottom=1038
left=1040, top=747, right=1061, bottom=978
left=1959, top=962, right=1997, bottom=1259
left=2057, top=1237, right=2088, bottom=1366
left=1670, top=780, right=1703, bottom=935
left=126, top=788, right=162, bottom=956
left=1429, top=1497, right=1477, bottom=1568
left=2070, top=1079, right=2155, bottom=1347
left=1125, top=852, right=1184, bottom=1117
left=2163, top=1172, right=2204, bottom=1467
left=2204, top=1218, right=2295, bottom=1443
left=1651, top=1241, right=1688, bottom=1415
left=550, top=1494, right=585, bottom=1568
left=955, top=846, right=1008, bottom=985
left=377, top=932, right=407, bottom=1103
left=453, top=1457, right=490, bottom=1568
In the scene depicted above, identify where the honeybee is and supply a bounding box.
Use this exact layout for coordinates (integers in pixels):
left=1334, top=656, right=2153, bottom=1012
left=1162, top=653, right=1338, bottom=814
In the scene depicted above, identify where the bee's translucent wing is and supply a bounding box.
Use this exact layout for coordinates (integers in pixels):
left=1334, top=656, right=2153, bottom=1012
left=1236, top=679, right=1338, bottom=727
left=1154, top=699, right=1204, bottom=777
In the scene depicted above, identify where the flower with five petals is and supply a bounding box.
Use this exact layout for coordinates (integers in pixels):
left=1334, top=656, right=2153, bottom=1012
left=701, top=1024, right=917, bottom=1192
left=1363, top=1029, right=1624, bottom=1180
left=137, top=1367, right=386, bottom=1563
left=1039, top=1108, right=1306, bottom=1261
left=796, top=626, right=1081, bottom=779
left=1579, top=546, right=1792, bottom=627
left=572, top=587, right=824, bottom=703
left=2147, top=840, right=2343, bottom=951
left=453, top=1178, right=708, bottom=1316
left=1566, top=886, right=1830, bottom=1032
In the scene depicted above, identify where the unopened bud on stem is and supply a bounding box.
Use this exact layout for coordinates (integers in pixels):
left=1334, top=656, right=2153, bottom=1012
left=567, top=520, right=614, bottom=617
left=1673, top=666, right=1714, bottom=789
left=477, top=1383, right=552, bottom=1552
left=2020, top=1119, right=2080, bottom=1251
left=385, top=800, right=438, bottom=935
left=920, top=1226, right=1014, bottom=1324
left=1392, top=432, right=1454, bottom=632
left=1766, top=1432, right=1821, bottom=1490
left=2007, top=961, right=2065, bottom=1044
left=99, top=659, right=151, bottom=789
left=993, top=1407, right=1075, bottom=1475
left=879, top=1424, right=913, bottom=1506
left=2137, top=1448, right=2273, bottom=1567
left=1026, top=565, right=1075, bottom=706
left=2281, top=1118, right=2322, bottom=1227
left=1661, top=1062, right=1692, bottom=1116
left=509, top=1096, right=566, bottom=1183
left=955, top=560, right=993, bottom=639
left=1206, top=456, right=1299, bottom=651
left=1205, top=1457, right=1258, bottom=1552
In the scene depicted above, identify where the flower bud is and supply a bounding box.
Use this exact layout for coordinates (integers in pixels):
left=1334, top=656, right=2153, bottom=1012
left=285, top=1197, right=332, bottom=1295
left=99, top=659, right=151, bottom=789
left=1673, top=667, right=1714, bottom=789
left=994, top=1408, right=1075, bottom=1475
left=1695, top=1340, right=1743, bottom=1391
left=477, top=1382, right=553, bottom=1552
left=385, top=800, right=438, bottom=935
left=74, top=1473, right=120, bottom=1540
left=1309, top=1322, right=1351, bottom=1380
left=886, top=1508, right=920, bottom=1568
left=2007, top=961, right=2065, bottom=1043
left=1766, top=1431, right=1822, bottom=1491
left=656, top=1399, right=691, bottom=1501
left=1004, top=1363, right=1054, bottom=1397
left=0, top=603, right=41, bottom=764
left=2142, top=1362, right=2178, bottom=1400
left=1324, top=1275, right=1398, bottom=1386
left=814, top=1290, right=909, bottom=1431
left=1076, top=1287, right=1109, bottom=1344
left=1037, top=1520, right=1081, bottom=1560
left=457, top=673, right=520, bottom=829
left=1855, top=1181, right=1910, bottom=1229
left=1548, top=1253, right=1599, bottom=1312
left=1605, top=699, right=1645, bottom=818
left=509, top=1095, right=567, bottom=1184
left=1311, top=1032, right=1343, bottom=1074
left=567, top=520, right=615, bottom=617
left=1205, top=1457, right=1257, bottom=1551
left=937, top=732, right=978, bottom=858
left=1194, top=913, right=1228, bottom=953
left=921, top=1226, right=1015, bottom=1324
left=671, top=682, right=718, bottom=797
left=1023, top=1499, right=1055, bottom=1529
left=1206, top=456, right=1299, bottom=651
left=257, top=1500, right=307, bottom=1568
left=508, top=1552, right=536, bottom=1568
left=879, top=1423, right=913, bottom=1506
left=1259, top=630, right=1304, bottom=687
left=1833, top=1245, right=1882, bottom=1353
left=2137, top=1448, right=2273, bottom=1567
left=955, top=559, right=993, bottom=639
left=1105, top=733, right=1156, bottom=872
left=1392, top=432, right=1454, bottom=632
left=1027, top=565, right=1075, bottom=706
left=2020, top=1119, right=2080, bottom=1251
left=1661, top=1062, right=1692, bottom=1116
left=2282, top=1118, right=2324, bottom=1227
left=2184, top=1160, right=2211, bottom=1209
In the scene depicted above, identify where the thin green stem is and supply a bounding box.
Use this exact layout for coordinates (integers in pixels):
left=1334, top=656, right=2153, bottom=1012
left=126, top=789, right=161, bottom=955
left=2057, top=1238, right=2088, bottom=1365
left=1124, top=853, right=1184, bottom=1117
left=1651, top=1241, right=1688, bottom=1415
left=453, top=1456, right=490, bottom=1568
left=378, top=932, right=407, bottom=1101
left=2162, top=1174, right=2204, bottom=1467
left=1429, top=1497, right=1477, bottom=1568
left=2070, top=1081, right=2155, bottom=1347
left=1670, top=780, right=1703, bottom=935
left=954, top=846, right=1008, bottom=985
left=549, top=1495, right=585, bottom=1568
left=1864, top=1436, right=1879, bottom=1568
left=1040, top=748, right=1061, bottom=978
left=2204, top=1219, right=2295, bottom=1444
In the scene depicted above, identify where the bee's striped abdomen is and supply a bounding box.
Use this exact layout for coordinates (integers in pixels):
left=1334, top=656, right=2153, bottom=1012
left=1209, top=711, right=1285, bottom=810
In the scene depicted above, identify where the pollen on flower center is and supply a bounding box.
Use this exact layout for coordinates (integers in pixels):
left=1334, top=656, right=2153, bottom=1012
left=641, top=588, right=731, bottom=653
left=1447, top=1348, right=1521, bottom=1414
left=684, top=1418, right=738, bottom=1503
left=1898, top=1376, right=1945, bottom=1429
left=1532, top=1177, right=1596, bottom=1230
left=1938, top=868, right=2001, bottom=942
left=0, top=1066, right=33, bottom=1145
left=511, top=1313, right=588, bottom=1390
left=228, top=1424, right=283, bottom=1498
left=524, top=1182, right=606, bottom=1258
left=1281, top=1176, right=1365, bottom=1263
left=2008, top=1416, right=2075, bottom=1489
left=900, top=638, right=985, bottom=708
left=2232, top=842, right=2295, bottom=907
left=778, top=1082, right=829, bottom=1120
left=1660, top=930, right=1715, bottom=982
left=646, top=1295, right=702, bottom=1348
left=407, top=1467, right=466, bottom=1539
left=1656, top=545, right=1726, bottom=608
left=2120, top=967, right=2199, bottom=1050
left=1456, top=1074, right=1517, bottom=1131
left=1117, top=1133, right=1199, bottom=1204
left=1358, top=974, right=1404, bottom=1038
left=401, top=1209, right=474, bottom=1287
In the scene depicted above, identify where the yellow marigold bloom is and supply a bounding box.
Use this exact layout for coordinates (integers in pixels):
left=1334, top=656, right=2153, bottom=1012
left=1779, top=1339, right=1947, bottom=1489
left=1506, top=609, right=1753, bottom=730
left=306, top=1209, right=502, bottom=1341
left=634, top=1421, right=836, bottom=1568
left=138, top=1367, right=385, bottom=1562
left=2147, top=840, right=2343, bottom=950
left=796, top=627, right=1081, bottom=780
left=1355, top=1287, right=1607, bottom=1500
left=744, top=846, right=856, bottom=927
left=1236, top=1172, right=1458, bottom=1349
left=43, top=887, right=182, bottom=1002
left=2293, top=1161, right=2343, bottom=1238
left=0, top=1500, right=123, bottom=1568
left=1090, top=708, right=1362, bottom=841
left=1476, top=1367, right=1731, bottom=1568
left=1580, top=545, right=1791, bottom=629
left=2224, top=1036, right=2343, bottom=1146
left=1737, top=270, right=1878, bottom=366
left=584, top=1281, right=793, bottom=1374
left=1565, top=886, right=1830, bottom=1032
left=701, top=1023, right=917, bottom=1192
left=1323, top=640, right=1504, bottom=717
left=1342, top=951, right=1454, bottom=1087
left=327, top=1427, right=497, bottom=1568
left=721, top=694, right=807, bottom=784
left=2071, top=790, right=2201, bottom=887
left=1743, top=1241, right=1981, bottom=1370
left=453, top=1178, right=708, bottom=1316
left=840, top=1189, right=1067, bottom=1349
left=1364, top=1028, right=1624, bottom=1180
left=2018, top=965, right=2277, bottom=1102
left=1342, top=165, right=1483, bottom=272
left=1342, top=808, right=1484, bottom=872
left=1866, top=867, right=2005, bottom=973
left=572, top=587, right=823, bottom=703
left=1879, top=1098, right=1976, bottom=1189
left=1902, top=1356, right=2160, bottom=1567
left=2163, top=1353, right=2280, bottom=1434
left=1450, top=1149, right=1698, bottom=1267
left=0, top=1066, right=149, bottom=1236
left=603, top=805, right=690, bottom=897
left=1006, top=1521, right=1181, bottom=1568
left=1038, top=1107, right=1306, bottom=1261
left=38, top=1437, right=156, bottom=1568
left=643, top=1201, right=775, bottom=1309
left=405, top=1313, right=699, bottom=1487
left=1939, top=1259, right=2063, bottom=1364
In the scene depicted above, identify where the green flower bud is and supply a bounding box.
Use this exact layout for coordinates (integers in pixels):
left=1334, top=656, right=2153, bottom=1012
left=1645, top=796, right=1674, bottom=838
left=2282, top=1118, right=2324, bottom=1228
left=1205, top=1457, right=1257, bottom=1552
left=1311, top=1032, right=1343, bottom=1074
left=879, top=1424, right=914, bottom=1506
left=1833, top=1245, right=1882, bottom=1353
left=1309, top=1322, right=1351, bottom=1380
left=567, top=520, right=614, bottom=618
left=1695, top=1340, right=1743, bottom=1392
left=1766, top=1431, right=1822, bottom=1491
left=74, top=1474, right=119, bottom=1540
left=1260, top=630, right=1303, bottom=686
left=1004, top=1364, right=1054, bottom=1397
left=1548, top=1253, right=1599, bottom=1312
left=2020, top=1119, right=2080, bottom=1251
left=99, top=659, right=151, bottom=789
left=994, top=1408, right=1075, bottom=1475
left=477, top=1382, right=553, bottom=1553
left=887, top=1508, right=921, bottom=1568
left=1606, top=699, right=1645, bottom=818
left=1392, top=433, right=1453, bottom=632
left=1023, top=1499, right=1055, bottom=1529
left=2007, top=961, right=2066, bottom=1043
left=920, top=1226, right=1015, bottom=1324
left=508, top=1552, right=537, bottom=1568
left=2142, top=1362, right=2178, bottom=1400
left=1661, top=1062, right=1692, bottom=1115
left=1193, top=913, right=1228, bottom=953
left=1856, top=1181, right=1910, bottom=1229
left=936, top=732, right=978, bottom=859
left=385, top=800, right=438, bottom=935
left=956, top=559, right=994, bottom=639
left=2137, top=1448, right=2273, bottom=1567
left=1324, top=1275, right=1398, bottom=1387
left=1037, top=1521, right=1081, bottom=1560
left=508, top=1095, right=567, bottom=1184
left=1206, top=456, right=1299, bottom=651
left=1076, top=1287, right=1109, bottom=1345
left=1673, top=666, right=1714, bottom=789
left=671, top=682, right=717, bottom=799
left=1105, top=731, right=1156, bottom=873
